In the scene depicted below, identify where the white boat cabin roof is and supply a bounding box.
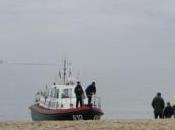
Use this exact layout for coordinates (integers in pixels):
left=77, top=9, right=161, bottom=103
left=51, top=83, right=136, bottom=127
left=50, top=84, right=76, bottom=90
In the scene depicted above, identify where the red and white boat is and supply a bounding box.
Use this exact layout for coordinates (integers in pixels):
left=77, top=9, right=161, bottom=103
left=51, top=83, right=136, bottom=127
left=29, top=61, right=104, bottom=121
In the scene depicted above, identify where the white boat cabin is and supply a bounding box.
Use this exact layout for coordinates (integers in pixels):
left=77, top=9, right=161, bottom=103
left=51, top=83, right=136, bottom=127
left=35, top=81, right=101, bottom=109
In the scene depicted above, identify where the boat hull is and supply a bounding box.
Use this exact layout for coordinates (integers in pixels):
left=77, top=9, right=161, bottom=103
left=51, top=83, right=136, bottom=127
left=30, top=104, right=103, bottom=121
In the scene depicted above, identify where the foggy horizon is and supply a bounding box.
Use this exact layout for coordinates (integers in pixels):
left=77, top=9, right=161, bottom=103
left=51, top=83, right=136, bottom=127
left=0, top=0, right=175, bottom=120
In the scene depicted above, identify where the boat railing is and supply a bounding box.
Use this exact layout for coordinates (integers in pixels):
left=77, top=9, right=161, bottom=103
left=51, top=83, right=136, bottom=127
left=91, top=95, right=101, bottom=108
left=38, top=95, right=102, bottom=109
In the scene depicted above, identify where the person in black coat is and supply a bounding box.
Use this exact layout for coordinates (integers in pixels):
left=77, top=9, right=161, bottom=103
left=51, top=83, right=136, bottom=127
left=163, top=102, right=174, bottom=118
left=152, top=92, right=165, bottom=119
left=85, top=81, right=96, bottom=106
left=74, top=81, right=84, bottom=108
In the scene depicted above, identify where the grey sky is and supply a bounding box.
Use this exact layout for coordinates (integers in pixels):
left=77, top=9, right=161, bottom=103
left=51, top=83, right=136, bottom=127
left=0, top=0, right=175, bottom=119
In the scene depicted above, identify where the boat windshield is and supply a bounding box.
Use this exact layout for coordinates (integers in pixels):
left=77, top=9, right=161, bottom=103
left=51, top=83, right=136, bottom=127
left=50, top=87, right=59, bottom=98
left=61, top=88, right=73, bottom=98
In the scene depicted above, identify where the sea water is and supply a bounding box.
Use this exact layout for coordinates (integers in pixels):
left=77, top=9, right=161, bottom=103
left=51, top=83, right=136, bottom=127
left=0, top=64, right=174, bottom=120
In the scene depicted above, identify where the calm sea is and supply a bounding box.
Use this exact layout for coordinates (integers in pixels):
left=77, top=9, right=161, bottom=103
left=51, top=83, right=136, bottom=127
left=0, top=64, right=174, bottom=120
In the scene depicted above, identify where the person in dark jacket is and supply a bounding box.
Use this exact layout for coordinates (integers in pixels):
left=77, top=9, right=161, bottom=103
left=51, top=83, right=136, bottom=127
left=85, top=81, right=96, bottom=106
left=152, top=92, right=165, bottom=119
left=163, top=102, right=174, bottom=118
left=74, top=81, right=84, bottom=108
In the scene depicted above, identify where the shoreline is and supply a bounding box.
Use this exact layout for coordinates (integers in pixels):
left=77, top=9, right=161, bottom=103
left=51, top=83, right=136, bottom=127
left=0, top=119, right=175, bottom=130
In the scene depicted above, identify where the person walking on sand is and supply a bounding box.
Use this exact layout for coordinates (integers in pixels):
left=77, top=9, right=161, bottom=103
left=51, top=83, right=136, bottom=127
left=74, top=81, right=84, bottom=108
left=152, top=92, right=165, bottom=119
left=163, top=102, right=174, bottom=118
left=85, top=81, right=96, bottom=106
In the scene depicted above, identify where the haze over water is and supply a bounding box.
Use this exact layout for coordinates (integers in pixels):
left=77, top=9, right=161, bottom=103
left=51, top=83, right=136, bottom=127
left=0, top=0, right=175, bottom=120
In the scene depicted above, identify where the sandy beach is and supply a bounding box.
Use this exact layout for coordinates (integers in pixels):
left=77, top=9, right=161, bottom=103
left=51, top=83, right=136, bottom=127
left=0, top=119, right=175, bottom=130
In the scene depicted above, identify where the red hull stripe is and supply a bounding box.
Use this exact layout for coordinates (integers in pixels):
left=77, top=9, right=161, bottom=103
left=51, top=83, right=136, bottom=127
left=30, top=104, right=103, bottom=115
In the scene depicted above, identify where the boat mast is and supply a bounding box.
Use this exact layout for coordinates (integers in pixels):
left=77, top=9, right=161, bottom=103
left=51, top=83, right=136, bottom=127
left=63, top=59, right=66, bottom=84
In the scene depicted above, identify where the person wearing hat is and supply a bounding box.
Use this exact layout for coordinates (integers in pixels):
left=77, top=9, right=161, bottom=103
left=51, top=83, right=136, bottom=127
left=85, top=81, right=96, bottom=106
left=152, top=92, right=165, bottom=119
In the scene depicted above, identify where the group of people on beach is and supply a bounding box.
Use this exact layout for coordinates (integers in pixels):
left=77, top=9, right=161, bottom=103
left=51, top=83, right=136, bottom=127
left=74, top=81, right=96, bottom=108
left=152, top=92, right=174, bottom=119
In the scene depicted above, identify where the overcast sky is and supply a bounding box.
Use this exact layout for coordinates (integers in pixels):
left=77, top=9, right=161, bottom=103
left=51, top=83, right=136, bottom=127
left=1, top=0, right=175, bottom=66
left=0, top=0, right=175, bottom=119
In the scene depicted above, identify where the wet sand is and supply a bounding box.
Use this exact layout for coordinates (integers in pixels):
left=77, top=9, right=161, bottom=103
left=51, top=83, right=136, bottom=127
left=0, top=119, right=174, bottom=130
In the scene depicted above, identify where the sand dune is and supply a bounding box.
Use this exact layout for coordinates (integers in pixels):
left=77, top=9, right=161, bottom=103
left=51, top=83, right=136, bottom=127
left=0, top=119, right=174, bottom=130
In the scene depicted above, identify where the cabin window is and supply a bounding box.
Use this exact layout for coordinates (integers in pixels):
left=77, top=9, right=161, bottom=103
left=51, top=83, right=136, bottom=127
left=50, top=88, right=55, bottom=98
left=50, top=87, right=59, bottom=98
left=61, top=88, right=72, bottom=98
left=55, top=88, right=59, bottom=98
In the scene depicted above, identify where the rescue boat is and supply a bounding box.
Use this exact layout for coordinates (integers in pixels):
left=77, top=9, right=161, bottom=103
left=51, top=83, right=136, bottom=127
left=29, top=60, right=104, bottom=120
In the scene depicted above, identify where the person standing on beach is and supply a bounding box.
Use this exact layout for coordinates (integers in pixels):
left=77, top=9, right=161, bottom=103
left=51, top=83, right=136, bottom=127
left=85, top=81, right=96, bottom=106
left=152, top=92, right=165, bottom=119
left=163, top=102, right=174, bottom=118
left=74, top=81, right=84, bottom=108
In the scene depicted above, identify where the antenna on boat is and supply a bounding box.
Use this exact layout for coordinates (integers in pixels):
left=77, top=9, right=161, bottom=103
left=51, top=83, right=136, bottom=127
left=68, top=62, right=72, bottom=77
left=63, top=59, right=67, bottom=84
left=62, top=59, right=73, bottom=84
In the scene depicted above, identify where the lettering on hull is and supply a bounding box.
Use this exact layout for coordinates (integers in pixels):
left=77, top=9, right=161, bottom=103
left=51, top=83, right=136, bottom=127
left=73, top=115, right=83, bottom=120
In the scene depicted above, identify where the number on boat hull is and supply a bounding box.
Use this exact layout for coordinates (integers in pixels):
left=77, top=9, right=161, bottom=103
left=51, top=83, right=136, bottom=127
left=73, top=115, right=83, bottom=120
